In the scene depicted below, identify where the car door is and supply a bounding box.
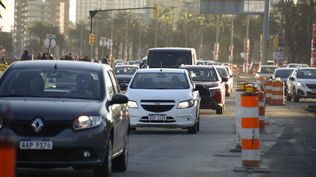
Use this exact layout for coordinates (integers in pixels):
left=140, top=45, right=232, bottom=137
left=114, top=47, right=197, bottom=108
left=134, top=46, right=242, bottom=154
left=107, top=70, right=128, bottom=153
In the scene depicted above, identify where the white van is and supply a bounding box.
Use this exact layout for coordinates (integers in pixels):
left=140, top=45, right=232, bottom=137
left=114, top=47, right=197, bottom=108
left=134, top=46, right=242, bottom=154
left=146, top=47, right=197, bottom=68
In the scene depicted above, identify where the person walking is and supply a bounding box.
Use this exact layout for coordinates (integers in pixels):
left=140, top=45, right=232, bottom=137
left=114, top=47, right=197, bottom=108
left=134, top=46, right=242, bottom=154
left=21, top=50, right=32, bottom=60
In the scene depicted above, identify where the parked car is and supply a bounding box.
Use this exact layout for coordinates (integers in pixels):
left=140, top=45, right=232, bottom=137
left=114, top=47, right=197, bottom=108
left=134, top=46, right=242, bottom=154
left=215, top=65, right=234, bottom=97
left=146, top=47, right=197, bottom=68
left=180, top=65, right=226, bottom=114
left=0, top=60, right=129, bottom=177
left=287, top=63, right=309, bottom=68
left=126, top=68, right=201, bottom=134
left=286, top=67, right=316, bottom=102
left=114, top=65, right=139, bottom=91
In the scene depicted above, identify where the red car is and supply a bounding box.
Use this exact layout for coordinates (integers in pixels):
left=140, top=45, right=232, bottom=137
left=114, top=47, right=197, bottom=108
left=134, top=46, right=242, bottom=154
left=180, top=65, right=226, bottom=114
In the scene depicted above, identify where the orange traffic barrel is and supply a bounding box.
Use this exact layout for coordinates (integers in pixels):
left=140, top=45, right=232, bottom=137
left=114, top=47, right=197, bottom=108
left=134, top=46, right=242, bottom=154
left=271, top=80, right=285, bottom=105
left=0, top=138, right=16, bottom=177
left=264, top=80, right=273, bottom=104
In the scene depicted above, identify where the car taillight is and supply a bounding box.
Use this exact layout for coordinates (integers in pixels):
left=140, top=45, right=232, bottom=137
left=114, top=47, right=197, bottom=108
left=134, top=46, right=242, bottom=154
left=210, top=89, right=222, bottom=103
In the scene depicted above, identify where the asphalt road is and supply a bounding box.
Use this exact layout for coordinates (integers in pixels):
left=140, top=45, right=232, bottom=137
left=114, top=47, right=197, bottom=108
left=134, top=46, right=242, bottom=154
left=16, top=94, right=316, bottom=177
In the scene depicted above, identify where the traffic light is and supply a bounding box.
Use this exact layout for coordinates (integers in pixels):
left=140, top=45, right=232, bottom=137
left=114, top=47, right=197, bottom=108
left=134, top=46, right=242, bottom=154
left=89, top=33, right=96, bottom=46
left=153, top=3, right=158, bottom=17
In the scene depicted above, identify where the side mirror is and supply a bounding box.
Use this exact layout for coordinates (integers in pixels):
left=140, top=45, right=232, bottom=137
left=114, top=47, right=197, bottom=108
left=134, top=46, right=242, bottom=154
left=289, top=77, right=295, bottom=81
left=106, top=93, right=129, bottom=110
left=222, top=77, right=228, bottom=82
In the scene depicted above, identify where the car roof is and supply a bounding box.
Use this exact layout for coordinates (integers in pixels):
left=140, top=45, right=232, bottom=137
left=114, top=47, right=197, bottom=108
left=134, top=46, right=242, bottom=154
left=275, top=67, right=296, bottom=71
left=114, top=65, right=139, bottom=68
left=137, top=68, right=187, bottom=73
left=180, top=65, right=215, bottom=69
left=297, top=67, right=316, bottom=70
left=149, top=47, right=194, bottom=51
left=9, top=60, right=108, bottom=72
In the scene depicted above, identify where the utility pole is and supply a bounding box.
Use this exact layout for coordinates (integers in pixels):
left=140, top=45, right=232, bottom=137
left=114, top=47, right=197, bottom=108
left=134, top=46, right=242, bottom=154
left=262, top=0, right=271, bottom=65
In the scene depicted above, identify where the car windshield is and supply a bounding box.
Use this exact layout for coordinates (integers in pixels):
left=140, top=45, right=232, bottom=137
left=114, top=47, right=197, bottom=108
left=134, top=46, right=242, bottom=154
left=216, top=67, right=228, bottom=78
left=275, top=69, right=294, bottom=78
left=260, top=67, right=277, bottom=74
left=185, top=68, right=218, bottom=82
left=130, top=72, right=189, bottom=89
left=148, top=51, right=190, bottom=68
left=297, top=69, right=316, bottom=79
left=0, top=68, right=103, bottom=100
left=114, top=66, right=138, bottom=75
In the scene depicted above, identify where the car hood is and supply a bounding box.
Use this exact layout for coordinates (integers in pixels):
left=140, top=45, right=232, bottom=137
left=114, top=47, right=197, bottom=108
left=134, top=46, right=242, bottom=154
left=0, top=98, right=103, bottom=121
left=126, top=89, right=192, bottom=102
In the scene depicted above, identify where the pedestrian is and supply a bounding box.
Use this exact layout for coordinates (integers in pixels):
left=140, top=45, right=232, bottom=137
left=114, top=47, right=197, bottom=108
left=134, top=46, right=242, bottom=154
left=21, top=50, right=31, bottom=60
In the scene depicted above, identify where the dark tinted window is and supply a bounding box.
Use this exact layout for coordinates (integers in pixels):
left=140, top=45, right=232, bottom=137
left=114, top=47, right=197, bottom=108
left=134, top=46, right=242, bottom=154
left=130, top=72, right=189, bottom=89
left=148, top=51, right=191, bottom=68
left=297, top=69, right=316, bottom=79
left=185, top=68, right=218, bottom=82
left=275, top=69, right=294, bottom=78
left=0, top=69, right=103, bottom=100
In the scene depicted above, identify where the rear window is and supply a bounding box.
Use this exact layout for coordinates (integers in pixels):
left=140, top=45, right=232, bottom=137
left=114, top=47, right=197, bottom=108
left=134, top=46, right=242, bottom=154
left=130, top=72, right=189, bottom=89
left=147, top=51, right=191, bottom=68
left=184, top=68, right=219, bottom=82
left=275, top=69, right=294, bottom=78
left=260, top=66, right=277, bottom=74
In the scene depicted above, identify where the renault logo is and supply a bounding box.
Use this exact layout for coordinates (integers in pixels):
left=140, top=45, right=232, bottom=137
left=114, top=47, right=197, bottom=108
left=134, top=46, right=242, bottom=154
left=31, top=118, right=44, bottom=133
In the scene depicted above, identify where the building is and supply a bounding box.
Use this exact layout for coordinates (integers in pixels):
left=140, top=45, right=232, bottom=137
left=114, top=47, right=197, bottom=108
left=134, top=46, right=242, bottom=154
left=13, top=0, right=69, bottom=56
left=76, top=0, right=147, bottom=23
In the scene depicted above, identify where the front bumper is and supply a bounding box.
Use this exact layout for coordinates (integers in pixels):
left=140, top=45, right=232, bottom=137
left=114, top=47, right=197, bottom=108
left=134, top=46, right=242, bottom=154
left=297, top=88, right=316, bottom=98
left=2, top=123, right=109, bottom=168
left=129, top=106, right=197, bottom=128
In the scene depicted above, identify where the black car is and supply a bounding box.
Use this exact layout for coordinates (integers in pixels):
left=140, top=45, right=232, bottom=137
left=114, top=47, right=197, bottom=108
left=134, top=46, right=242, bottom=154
left=114, top=65, right=139, bottom=91
left=0, top=60, right=129, bottom=177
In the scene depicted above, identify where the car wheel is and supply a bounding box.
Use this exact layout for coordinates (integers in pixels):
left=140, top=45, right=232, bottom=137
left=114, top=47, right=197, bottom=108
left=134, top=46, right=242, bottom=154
left=112, top=135, right=129, bottom=172
left=188, top=121, right=198, bottom=134
left=216, top=106, right=223, bottom=114
left=93, top=138, right=112, bottom=177
left=286, top=93, right=292, bottom=101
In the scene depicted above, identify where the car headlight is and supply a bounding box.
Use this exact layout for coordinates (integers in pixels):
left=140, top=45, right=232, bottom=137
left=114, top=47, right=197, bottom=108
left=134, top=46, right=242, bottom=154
left=127, top=100, right=138, bottom=108
left=73, top=116, right=103, bottom=131
left=297, top=82, right=305, bottom=87
left=177, top=99, right=194, bottom=109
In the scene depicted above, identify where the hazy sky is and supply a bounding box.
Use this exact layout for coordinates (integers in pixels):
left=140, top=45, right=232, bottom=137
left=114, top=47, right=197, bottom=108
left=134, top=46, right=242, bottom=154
left=0, top=0, right=77, bottom=32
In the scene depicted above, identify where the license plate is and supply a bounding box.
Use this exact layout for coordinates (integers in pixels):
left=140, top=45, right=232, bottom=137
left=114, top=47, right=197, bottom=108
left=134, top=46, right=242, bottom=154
left=148, top=114, right=167, bottom=121
left=20, top=140, right=53, bottom=150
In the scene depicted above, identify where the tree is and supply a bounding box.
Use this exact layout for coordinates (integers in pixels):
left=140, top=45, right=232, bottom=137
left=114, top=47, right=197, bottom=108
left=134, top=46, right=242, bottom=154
left=0, top=0, right=5, bottom=18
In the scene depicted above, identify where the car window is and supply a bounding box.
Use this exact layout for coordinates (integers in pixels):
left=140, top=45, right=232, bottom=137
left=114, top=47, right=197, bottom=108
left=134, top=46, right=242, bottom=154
left=297, top=69, right=316, bottom=79
left=130, top=72, right=189, bottom=89
left=185, top=68, right=218, bottom=82
left=216, top=67, right=228, bottom=78
left=0, top=68, right=103, bottom=100
left=275, top=69, right=295, bottom=78
left=260, top=67, right=277, bottom=74
left=114, top=66, right=138, bottom=75
left=148, top=51, right=191, bottom=68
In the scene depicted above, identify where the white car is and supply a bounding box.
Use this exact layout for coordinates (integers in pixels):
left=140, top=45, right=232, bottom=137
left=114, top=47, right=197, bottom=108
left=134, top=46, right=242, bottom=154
left=287, top=67, right=316, bottom=102
left=214, top=65, right=234, bottom=97
left=255, top=65, right=278, bottom=80
left=126, top=68, right=201, bottom=134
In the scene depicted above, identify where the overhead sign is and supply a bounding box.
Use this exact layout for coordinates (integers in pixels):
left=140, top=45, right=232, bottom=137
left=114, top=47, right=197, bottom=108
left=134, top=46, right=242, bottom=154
left=200, top=0, right=265, bottom=14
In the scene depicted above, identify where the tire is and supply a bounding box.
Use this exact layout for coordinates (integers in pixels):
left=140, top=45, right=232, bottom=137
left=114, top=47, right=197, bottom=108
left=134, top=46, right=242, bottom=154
left=216, top=106, right=223, bottom=114
left=188, top=121, right=197, bottom=134
left=93, top=138, right=112, bottom=177
left=112, top=135, right=129, bottom=172
left=286, top=93, right=292, bottom=101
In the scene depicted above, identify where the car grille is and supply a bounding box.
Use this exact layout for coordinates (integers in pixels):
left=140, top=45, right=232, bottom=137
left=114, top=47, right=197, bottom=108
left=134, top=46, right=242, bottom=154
left=140, top=100, right=175, bottom=113
left=306, top=84, right=316, bottom=89
left=10, top=120, right=72, bottom=137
